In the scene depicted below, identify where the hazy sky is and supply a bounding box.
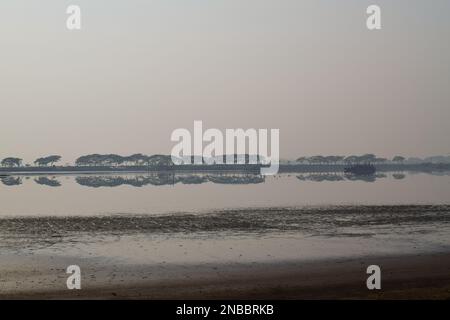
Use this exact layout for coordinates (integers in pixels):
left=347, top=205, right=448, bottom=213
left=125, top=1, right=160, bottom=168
left=1, top=0, right=449, bottom=164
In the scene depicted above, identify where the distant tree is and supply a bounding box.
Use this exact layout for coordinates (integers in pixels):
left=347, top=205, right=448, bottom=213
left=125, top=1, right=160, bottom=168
left=324, top=156, right=334, bottom=164
left=358, top=154, right=376, bottom=164
left=109, top=154, right=125, bottom=166
left=392, top=156, right=405, bottom=164
left=147, top=154, right=174, bottom=167
left=334, top=156, right=345, bottom=164
left=75, top=154, right=117, bottom=166
left=374, top=157, right=387, bottom=164
left=325, top=156, right=344, bottom=164
left=126, top=153, right=148, bottom=166
left=34, top=155, right=61, bottom=166
left=75, top=155, right=92, bottom=166
left=308, top=155, right=326, bottom=164
left=296, top=157, right=308, bottom=164
left=1, top=157, right=22, bottom=167
left=75, top=153, right=173, bottom=167
left=344, top=155, right=359, bottom=164
left=48, top=155, right=61, bottom=166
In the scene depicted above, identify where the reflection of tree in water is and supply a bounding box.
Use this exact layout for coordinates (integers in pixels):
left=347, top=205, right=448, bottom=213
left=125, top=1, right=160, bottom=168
left=427, top=171, right=450, bottom=177
left=180, top=175, right=208, bottom=184
left=75, top=173, right=264, bottom=188
left=178, top=174, right=264, bottom=185
left=296, top=173, right=344, bottom=182
left=392, top=173, right=406, bottom=180
left=1, top=176, right=22, bottom=186
left=206, top=174, right=264, bottom=184
left=345, top=173, right=387, bottom=182
left=74, top=174, right=183, bottom=188
left=296, top=173, right=387, bottom=183
left=147, top=173, right=177, bottom=186
left=344, top=174, right=377, bottom=182
left=75, top=175, right=172, bottom=188
left=34, top=176, right=61, bottom=187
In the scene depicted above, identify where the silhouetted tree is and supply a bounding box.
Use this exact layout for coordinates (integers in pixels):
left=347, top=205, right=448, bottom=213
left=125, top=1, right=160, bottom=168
left=126, top=153, right=148, bottom=166
left=325, top=156, right=344, bottom=164
left=34, top=155, right=61, bottom=166
left=1, top=157, right=22, bottom=167
left=147, top=154, right=174, bottom=166
left=344, top=155, right=359, bottom=164
left=392, top=156, right=405, bottom=164
left=296, top=157, right=308, bottom=164
left=307, top=155, right=326, bottom=164
left=374, top=157, right=387, bottom=164
left=358, top=154, right=376, bottom=164
left=76, top=154, right=124, bottom=166
left=74, top=153, right=175, bottom=167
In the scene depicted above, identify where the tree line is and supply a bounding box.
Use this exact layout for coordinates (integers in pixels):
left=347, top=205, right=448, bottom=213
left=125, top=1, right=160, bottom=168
left=0, top=153, right=407, bottom=168
left=296, top=154, right=405, bottom=165
left=75, top=154, right=173, bottom=166
left=0, top=155, right=62, bottom=167
left=0, top=154, right=174, bottom=168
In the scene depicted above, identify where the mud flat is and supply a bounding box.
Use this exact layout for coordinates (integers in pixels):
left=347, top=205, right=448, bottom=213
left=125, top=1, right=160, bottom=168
left=1, top=253, right=449, bottom=299
left=0, top=205, right=449, bottom=299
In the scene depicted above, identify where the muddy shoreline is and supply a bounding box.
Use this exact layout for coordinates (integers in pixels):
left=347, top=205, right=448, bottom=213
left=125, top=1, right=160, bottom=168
left=1, top=252, right=449, bottom=299
left=1, top=205, right=449, bottom=299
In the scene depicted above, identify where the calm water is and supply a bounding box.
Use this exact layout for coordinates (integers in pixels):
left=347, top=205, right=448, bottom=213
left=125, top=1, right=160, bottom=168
left=1, top=172, right=449, bottom=216
left=1, top=172, right=449, bottom=269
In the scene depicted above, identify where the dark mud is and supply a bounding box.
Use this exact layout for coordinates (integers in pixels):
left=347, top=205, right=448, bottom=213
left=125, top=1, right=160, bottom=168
left=0, top=205, right=449, bottom=250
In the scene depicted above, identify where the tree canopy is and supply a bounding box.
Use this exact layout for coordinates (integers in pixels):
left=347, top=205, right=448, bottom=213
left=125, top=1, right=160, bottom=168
left=34, top=155, right=61, bottom=166
left=1, top=157, right=22, bottom=167
left=392, top=156, right=405, bottom=163
left=75, top=154, right=174, bottom=167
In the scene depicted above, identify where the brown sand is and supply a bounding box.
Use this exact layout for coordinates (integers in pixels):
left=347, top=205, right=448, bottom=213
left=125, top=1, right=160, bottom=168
left=1, top=252, right=449, bottom=299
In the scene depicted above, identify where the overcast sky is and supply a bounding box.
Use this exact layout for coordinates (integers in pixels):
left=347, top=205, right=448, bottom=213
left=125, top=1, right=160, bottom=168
left=1, top=0, right=449, bottom=164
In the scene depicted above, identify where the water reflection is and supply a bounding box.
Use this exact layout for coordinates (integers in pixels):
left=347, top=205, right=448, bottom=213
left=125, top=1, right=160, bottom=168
left=297, top=173, right=345, bottom=182
left=76, top=174, right=175, bottom=188
left=296, top=172, right=389, bottom=183
left=393, top=173, right=406, bottom=180
left=75, top=173, right=265, bottom=188
left=1, top=171, right=450, bottom=188
left=34, top=176, right=62, bottom=187
left=1, top=171, right=450, bottom=217
left=1, top=176, right=22, bottom=186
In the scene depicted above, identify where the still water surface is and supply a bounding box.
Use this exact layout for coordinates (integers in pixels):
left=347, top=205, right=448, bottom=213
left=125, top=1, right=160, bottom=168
left=1, top=172, right=449, bottom=216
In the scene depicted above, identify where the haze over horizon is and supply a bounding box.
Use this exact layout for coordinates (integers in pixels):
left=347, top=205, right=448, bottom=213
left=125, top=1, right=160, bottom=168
left=1, top=0, right=449, bottom=164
